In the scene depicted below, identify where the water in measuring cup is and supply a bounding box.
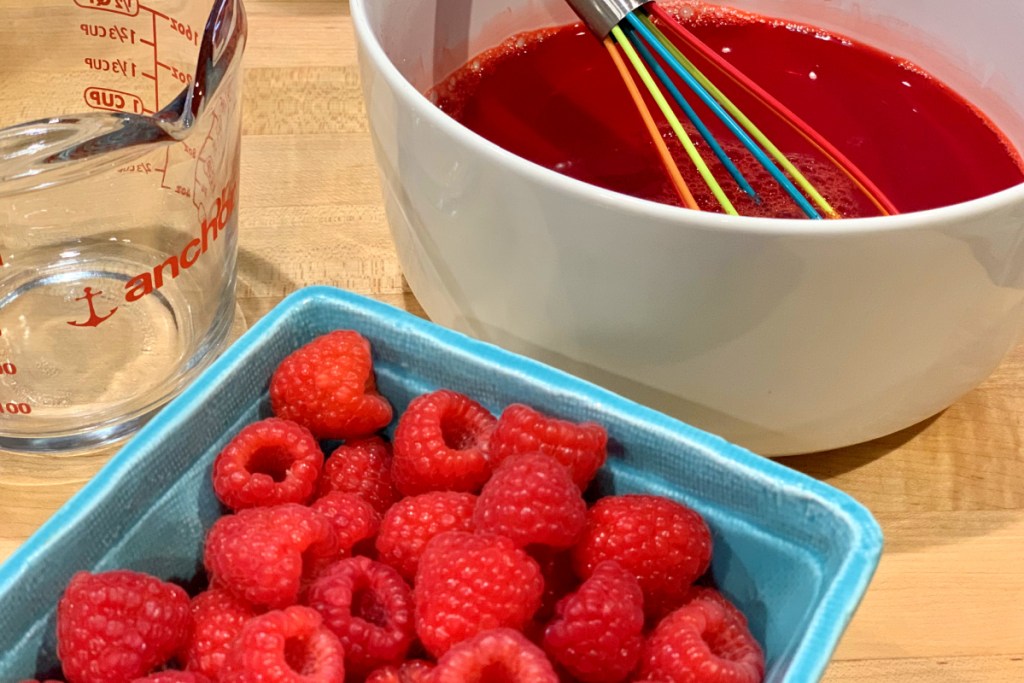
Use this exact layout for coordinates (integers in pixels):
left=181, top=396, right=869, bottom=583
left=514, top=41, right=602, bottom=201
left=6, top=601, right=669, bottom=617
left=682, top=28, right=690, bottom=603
left=0, top=211, right=238, bottom=450
left=0, top=104, right=242, bottom=451
left=0, top=128, right=242, bottom=450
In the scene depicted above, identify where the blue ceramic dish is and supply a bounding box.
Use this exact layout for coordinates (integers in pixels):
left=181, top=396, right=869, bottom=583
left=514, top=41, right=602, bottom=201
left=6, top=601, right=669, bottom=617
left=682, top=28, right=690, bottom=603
left=0, top=286, right=882, bottom=682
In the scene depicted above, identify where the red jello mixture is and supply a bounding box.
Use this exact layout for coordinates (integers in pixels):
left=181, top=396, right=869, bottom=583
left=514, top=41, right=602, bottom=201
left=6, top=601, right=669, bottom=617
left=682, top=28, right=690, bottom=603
left=428, top=5, right=1024, bottom=218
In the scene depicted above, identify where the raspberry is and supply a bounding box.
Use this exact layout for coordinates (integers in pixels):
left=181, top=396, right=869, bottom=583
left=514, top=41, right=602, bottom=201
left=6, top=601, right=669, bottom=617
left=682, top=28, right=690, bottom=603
left=636, top=598, right=764, bottom=683
left=310, top=492, right=381, bottom=556
left=364, top=660, right=434, bottom=683
left=414, top=531, right=544, bottom=657
left=430, top=628, right=559, bottom=683
left=212, top=418, right=323, bottom=511
left=364, top=669, right=400, bottom=683
left=375, top=491, right=477, bottom=581
left=488, top=403, right=607, bottom=490
left=269, top=330, right=393, bottom=439
left=219, top=606, right=345, bottom=683
left=319, top=436, right=397, bottom=513
left=306, top=556, right=415, bottom=677
left=180, top=588, right=259, bottom=680
left=473, top=453, right=586, bottom=549
left=56, top=570, right=191, bottom=683
left=681, top=586, right=752, bottom=628
left=572, top=495, right=712, bottom=617
left=391, top=390, right=497, bottom=495
left=204, top=504, right=339, bottom=608
left=542, top=561, right=644, bottom=683
left=132, top=673, right=212, bottom=683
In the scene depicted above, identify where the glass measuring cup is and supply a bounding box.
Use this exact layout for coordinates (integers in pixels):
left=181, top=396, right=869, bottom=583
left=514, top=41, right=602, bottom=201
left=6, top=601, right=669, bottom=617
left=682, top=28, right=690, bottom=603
left=0, top=0, right=246, bottom=451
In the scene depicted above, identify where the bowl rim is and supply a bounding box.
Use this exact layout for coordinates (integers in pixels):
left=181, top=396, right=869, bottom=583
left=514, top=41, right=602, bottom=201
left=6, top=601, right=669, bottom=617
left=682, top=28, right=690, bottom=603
left=349, top=0, right=1024, bottom=236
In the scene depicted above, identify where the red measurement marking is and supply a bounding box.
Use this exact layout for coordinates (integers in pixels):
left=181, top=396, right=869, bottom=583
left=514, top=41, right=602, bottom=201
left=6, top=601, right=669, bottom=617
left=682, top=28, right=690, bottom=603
left=83, top=57, right=137, bottom=77
left=83, top=87, right=144, bottom=114
left=139, top=4, right=171, bottom=21
left=79, top=23, right=136, bottom=43
left=67, top=287, right=118, bottom=328
left=156, top=61, right=193, bottom=84
left=118, top=162, right=154, bottom=174
left=160, top=148, right=171, bottom=189
left=169, top=17, right=200, bottom=46
left=0, top=402, right=32, bottom=415
left=141, top=72, right=157, bottom=80
left=151, top=10, right=159, bottom=109
left=74, top=0, right=139, bottom=17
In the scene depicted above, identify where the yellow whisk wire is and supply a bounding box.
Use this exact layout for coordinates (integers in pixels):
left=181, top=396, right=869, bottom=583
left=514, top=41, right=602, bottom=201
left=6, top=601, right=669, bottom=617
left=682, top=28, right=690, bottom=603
left=603, top=37, right=699, bottom=211
left=637, top=14, right=840, bottom=219
left=610, top=25, right=738, bottom=216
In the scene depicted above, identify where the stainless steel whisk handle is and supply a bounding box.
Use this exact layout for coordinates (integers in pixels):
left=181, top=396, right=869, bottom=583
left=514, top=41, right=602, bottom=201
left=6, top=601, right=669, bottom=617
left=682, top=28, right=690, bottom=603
left=565, top=0, right=648, bottom=37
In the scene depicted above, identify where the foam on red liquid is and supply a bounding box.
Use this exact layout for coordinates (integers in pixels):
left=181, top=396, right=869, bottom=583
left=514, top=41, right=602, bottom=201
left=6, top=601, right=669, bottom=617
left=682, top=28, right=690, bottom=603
left=428, top=6, right=1024, bottom=219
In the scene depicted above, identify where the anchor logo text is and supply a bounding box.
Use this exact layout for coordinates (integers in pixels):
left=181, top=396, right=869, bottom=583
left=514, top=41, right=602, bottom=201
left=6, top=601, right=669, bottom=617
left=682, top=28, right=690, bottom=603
left=123, top=180, right=236, bottom=303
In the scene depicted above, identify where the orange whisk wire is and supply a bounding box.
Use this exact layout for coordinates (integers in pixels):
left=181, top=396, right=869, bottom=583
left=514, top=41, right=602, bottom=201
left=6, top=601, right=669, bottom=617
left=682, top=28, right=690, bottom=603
left=603, top=36, right=700, bottom=211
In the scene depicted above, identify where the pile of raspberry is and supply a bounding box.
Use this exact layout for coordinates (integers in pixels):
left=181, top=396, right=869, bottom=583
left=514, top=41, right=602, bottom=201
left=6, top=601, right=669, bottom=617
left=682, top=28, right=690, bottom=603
left=35, top=330, right=765, bottom=683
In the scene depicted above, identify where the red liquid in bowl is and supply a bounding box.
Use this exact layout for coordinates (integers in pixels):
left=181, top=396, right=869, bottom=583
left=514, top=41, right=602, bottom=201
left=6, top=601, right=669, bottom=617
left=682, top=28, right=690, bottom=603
left=428, top=7, right=1024, bottom=218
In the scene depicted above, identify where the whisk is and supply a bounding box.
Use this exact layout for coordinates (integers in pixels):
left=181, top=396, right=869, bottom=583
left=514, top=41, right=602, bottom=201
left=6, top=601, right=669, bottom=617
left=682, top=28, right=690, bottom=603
left=564, top=0, right=899, bottom=218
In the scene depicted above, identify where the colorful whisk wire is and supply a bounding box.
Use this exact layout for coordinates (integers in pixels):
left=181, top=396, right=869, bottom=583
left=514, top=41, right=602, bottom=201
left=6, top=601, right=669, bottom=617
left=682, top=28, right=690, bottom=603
left=566, top=0, right=900, bottom=219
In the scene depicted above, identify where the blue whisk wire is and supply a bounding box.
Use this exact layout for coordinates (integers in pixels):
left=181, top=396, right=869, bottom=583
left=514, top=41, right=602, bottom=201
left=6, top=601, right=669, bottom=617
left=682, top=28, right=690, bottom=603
left=624, top=24, right=759, bottom=202
left=624, top=11, right=822, bottom=219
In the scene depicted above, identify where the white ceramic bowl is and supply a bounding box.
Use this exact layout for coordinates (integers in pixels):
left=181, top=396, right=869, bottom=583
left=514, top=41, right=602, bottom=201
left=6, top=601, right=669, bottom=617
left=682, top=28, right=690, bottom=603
left=351, top=0, right=1024, bottom=455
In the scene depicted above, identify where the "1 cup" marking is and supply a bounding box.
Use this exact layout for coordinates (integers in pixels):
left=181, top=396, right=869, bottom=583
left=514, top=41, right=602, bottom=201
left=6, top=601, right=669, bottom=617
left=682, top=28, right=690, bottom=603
left=84, top=87, right=145, bottom=114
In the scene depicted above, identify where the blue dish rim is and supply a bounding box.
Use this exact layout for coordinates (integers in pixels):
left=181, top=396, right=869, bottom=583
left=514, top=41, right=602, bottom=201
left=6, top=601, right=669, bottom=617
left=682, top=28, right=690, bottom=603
left=0, top=285, right=883, bottom=681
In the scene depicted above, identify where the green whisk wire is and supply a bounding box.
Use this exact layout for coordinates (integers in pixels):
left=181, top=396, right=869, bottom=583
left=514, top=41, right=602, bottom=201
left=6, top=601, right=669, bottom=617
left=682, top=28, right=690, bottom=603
left=625, top=11, right=822, bottom=219
left=624, top=24, right=760, bottom=202
left=610, top=24, right=738, bottom=215
left=636, top=12, right=839, bottom=219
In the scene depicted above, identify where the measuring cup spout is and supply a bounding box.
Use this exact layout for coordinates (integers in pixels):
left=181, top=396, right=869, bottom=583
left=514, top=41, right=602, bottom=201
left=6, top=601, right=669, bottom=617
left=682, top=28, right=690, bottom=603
left=160, top=0, right=247, bottom=135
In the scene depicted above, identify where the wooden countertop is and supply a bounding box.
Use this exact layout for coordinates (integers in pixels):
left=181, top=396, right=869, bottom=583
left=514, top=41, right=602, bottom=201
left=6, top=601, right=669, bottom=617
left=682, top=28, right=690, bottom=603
left=1, top=2, right=1022, bottom=680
